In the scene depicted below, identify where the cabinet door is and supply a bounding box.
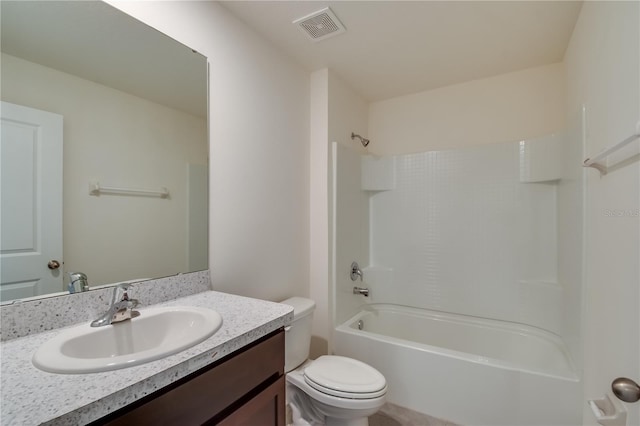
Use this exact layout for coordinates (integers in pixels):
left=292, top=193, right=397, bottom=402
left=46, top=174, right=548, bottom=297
left=97, top=330, right=284, bottom=426
left=217, top=376, right=285, bottom=426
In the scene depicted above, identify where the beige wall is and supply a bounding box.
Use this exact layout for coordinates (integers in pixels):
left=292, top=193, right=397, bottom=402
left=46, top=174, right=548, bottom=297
left=108, top=1, right=311, bottom=302
left=1, top=52, right=207, bottom=288
left=564, top=2, right=640, bottom=425
left=369, top=63, right=566, bottom=155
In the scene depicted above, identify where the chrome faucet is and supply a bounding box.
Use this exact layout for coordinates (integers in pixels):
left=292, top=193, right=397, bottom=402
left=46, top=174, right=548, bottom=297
left=68, top=272, right=89, bottom=293
left=350, top=261, right=363, bottom=281
left=353, top=287, right=369, bottom=297
left=91, top=284, right=139, bottom=327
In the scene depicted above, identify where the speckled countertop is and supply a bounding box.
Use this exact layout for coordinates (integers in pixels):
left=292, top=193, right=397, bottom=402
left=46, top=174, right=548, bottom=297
left=0, top=291, right=293, bottom=425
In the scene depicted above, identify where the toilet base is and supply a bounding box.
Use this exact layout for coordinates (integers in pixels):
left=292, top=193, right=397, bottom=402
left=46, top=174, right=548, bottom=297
left=286, top=368, right=384, bottom=426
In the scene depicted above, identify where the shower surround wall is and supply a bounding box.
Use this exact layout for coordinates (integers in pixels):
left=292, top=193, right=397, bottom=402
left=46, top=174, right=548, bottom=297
left=367, top=140, right=563, bottom=335
left=331, top=143, right=370, bottom=327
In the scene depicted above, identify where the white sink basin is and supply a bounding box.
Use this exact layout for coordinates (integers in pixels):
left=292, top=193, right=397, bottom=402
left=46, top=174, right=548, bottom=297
left=32, top=306, right=222, bottom=374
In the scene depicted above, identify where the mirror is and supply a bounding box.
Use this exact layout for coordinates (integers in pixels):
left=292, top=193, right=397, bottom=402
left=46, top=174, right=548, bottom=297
left=0, top=1, right=208, bottom=302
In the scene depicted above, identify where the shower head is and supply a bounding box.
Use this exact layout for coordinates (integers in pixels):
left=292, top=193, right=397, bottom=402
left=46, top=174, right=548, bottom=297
left=351, top=132, right=370, bottom=147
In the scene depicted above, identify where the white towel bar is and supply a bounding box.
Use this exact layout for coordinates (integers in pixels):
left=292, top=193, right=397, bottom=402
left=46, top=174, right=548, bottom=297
left=89, top=181, right=169, bottom=198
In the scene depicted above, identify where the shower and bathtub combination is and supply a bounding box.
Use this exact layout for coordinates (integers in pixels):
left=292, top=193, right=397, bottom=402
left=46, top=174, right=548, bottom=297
left=334, top=304, right=580, bottom=425
left=330, top=125, right=584, bottom=425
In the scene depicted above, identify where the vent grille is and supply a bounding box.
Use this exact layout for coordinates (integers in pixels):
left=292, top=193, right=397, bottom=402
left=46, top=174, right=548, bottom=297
left=293, top=7, right=346, bottom=42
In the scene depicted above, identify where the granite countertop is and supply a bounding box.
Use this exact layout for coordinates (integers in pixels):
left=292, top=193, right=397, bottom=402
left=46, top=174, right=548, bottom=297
left=0, top=290, right=293, bottom=425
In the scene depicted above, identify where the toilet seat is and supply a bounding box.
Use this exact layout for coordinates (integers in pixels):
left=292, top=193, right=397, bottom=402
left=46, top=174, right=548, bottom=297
left=287, top=368, right=386, bottom=411
left=303, top=355, right=387, bottom=399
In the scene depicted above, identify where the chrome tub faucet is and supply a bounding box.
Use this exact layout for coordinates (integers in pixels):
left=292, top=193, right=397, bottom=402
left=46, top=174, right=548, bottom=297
left=351, top=262, right=369, bottom=296
left=91, top=284, right=139, bottom=327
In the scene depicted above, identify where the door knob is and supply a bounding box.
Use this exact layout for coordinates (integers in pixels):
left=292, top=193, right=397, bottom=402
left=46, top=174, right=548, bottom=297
left=47, top=260, right=61, bottom=270
left=612, top=377, right=640, bottom=403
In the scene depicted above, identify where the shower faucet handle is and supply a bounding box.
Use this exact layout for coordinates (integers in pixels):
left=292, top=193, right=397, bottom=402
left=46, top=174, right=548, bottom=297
left=350, top=261, right=363, bottom=281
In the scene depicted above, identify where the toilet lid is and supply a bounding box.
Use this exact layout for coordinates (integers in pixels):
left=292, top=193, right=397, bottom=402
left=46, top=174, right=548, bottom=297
left=303, top=356, right=387, bottom=399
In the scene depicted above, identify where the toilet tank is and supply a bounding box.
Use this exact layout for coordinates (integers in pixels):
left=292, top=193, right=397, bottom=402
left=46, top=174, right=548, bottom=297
left=280, top=297, right=315, bottom=372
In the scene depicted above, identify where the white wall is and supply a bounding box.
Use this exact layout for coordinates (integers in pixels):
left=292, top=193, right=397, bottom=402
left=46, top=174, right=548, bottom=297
left=311, top=69, right=369, bottom=356
left=557, top=107, right=585, bottom=373
left=108, top=1, right=311, bottom=302
left=1, top=52, right=207, bottom=287
left=564, top=2, right=640, bottom=425
left=310, top=69, right=330, bottom=358
left=328, top=71, right=370, bottom=331
left=331, top=143, right=371, bottom=327
left=369, top=63, right=566, bottom=155
left=328, top=72, right=369, bottom=156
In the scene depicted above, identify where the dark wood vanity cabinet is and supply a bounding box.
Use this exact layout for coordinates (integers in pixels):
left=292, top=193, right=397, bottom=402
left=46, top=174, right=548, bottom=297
left=96, top=329, right=285, bottom=426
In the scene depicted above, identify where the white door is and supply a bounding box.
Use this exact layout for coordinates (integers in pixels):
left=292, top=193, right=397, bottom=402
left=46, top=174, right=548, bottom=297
left=0, top=101, right=63, bottom=301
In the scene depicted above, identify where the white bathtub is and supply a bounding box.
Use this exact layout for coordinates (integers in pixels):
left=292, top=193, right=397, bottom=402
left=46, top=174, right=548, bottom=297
left=334, top=304, right=582, bottom=425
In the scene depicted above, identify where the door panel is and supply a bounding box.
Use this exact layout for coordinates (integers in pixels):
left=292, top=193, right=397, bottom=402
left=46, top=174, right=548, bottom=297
left=1, top=101, right=63, bottom=300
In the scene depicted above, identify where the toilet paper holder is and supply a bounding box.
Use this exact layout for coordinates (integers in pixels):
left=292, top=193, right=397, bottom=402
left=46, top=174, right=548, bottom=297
left=588, top=394, right=627, bottom=426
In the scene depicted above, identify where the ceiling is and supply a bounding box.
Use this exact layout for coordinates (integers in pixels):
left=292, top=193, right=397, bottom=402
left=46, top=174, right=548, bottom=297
left=1, top=1, right=207, bottom=117
left=220, top=1, right=583, bottom=102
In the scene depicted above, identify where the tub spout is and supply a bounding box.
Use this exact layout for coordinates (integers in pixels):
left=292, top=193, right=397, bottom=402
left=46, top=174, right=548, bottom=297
left=353, top=286, right=369, bottom=297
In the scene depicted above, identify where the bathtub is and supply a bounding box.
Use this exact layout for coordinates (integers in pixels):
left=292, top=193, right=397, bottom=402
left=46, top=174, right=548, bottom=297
left=333, top=304, right=582, bottom=426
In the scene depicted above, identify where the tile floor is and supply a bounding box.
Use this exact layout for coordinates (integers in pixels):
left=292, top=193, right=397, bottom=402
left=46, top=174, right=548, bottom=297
left=369, top=403, right=458, bottom=426
left=287, top=401, right=458, bottom=425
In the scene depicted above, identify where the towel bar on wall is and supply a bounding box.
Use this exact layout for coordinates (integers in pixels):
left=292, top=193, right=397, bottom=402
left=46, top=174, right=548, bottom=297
left=89, top=181, right=169, bottom=198
left=583, top=121, right=640, bottom=175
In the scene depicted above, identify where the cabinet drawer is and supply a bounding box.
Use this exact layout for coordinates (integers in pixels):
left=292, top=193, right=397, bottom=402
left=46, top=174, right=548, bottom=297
left=101, top=330, right=284, bottom=426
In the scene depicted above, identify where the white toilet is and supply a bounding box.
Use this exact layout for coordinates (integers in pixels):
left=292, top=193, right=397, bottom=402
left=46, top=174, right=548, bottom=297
left=282, top=297, right=387, bottom=426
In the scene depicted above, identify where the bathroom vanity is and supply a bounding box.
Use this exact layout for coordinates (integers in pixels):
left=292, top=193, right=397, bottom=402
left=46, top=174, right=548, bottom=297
left=98, top=330, right=285, bottom=425
left=0, top=275, right=292, bottom=425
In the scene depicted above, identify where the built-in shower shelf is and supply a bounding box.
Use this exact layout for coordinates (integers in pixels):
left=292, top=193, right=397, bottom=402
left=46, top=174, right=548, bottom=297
left=519, top=133, right=562, bottom=183
left=583, top=121, right=640, bottom=175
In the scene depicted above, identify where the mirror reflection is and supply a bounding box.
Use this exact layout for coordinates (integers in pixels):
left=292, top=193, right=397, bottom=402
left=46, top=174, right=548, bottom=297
left=0, top=1, right=208, bottom=302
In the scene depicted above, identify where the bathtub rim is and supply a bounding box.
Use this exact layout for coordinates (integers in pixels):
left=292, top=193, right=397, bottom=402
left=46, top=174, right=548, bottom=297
left=335, top=303, right=580, bottom=382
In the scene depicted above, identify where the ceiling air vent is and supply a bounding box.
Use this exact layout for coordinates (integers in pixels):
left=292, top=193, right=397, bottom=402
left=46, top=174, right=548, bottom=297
left=293, top=7, right=346, bottom=42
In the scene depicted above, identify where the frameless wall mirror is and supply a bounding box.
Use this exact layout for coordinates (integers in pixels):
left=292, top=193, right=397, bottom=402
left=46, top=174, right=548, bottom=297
left=0, top=1, right=208, bottom=302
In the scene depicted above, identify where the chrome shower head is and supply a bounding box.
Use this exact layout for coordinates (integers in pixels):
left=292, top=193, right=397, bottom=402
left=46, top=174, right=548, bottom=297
left=351, top=132, right=370, bottom=147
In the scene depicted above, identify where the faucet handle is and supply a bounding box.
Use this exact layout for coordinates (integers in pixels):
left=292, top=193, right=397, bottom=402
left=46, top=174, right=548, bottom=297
left=110, top=283, right=135, bottom=305
left=350, top=261, right=363, bottom=281
left=91, top=284, right=140, bottom=327
left=111, top=299, right=140, bottom=322
left=110, top=286, right=140, bottom=323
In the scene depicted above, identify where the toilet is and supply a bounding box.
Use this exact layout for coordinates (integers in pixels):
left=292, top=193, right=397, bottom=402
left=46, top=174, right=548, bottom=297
left=281, top=297, right=387, bottom=426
